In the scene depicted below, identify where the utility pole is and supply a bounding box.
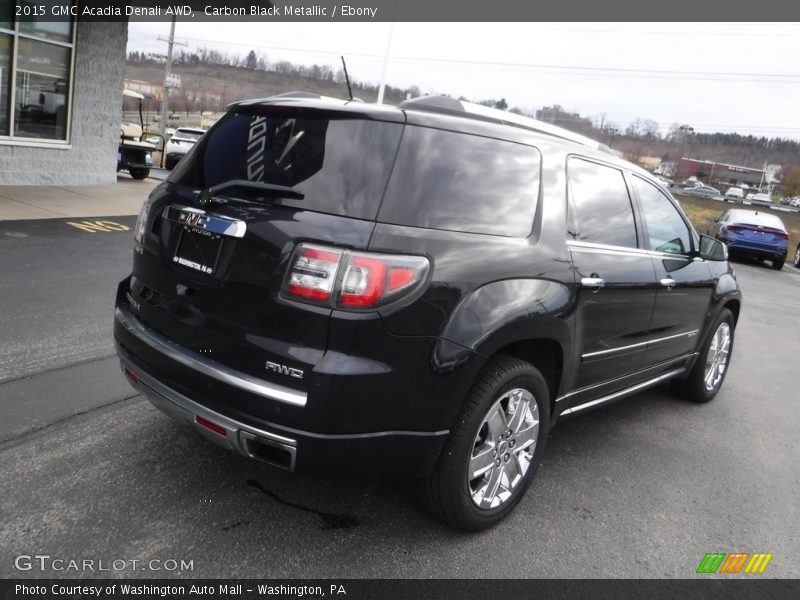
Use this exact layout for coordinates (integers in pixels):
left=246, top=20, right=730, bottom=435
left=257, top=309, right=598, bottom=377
left=677, top=125, right=694, bottom=179
left=157, top=17, right=186, bottom=139
left=376, top=21, right=395, bottom=104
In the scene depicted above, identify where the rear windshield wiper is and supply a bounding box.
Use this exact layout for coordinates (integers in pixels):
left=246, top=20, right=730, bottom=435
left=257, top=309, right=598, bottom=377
left=203, top=180, right=305, bottom=203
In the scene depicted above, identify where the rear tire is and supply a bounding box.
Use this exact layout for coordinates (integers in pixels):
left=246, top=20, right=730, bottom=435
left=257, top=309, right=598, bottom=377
left=671, top=309, right=734, bottom=403
left=793, top=245, right=800, bottom=267
left=129, top=168, right=150, bottom=180
left=417, top=355, right=550, bottom=531
left=772, top=257, right=785, bottom=270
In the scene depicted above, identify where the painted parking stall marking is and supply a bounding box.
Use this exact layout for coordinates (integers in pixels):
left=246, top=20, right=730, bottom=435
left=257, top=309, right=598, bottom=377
left=66, top=220, right=130, bottom=233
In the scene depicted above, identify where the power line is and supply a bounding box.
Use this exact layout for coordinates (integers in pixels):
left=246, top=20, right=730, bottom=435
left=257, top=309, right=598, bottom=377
left=132, top=35, right=800, bottom=83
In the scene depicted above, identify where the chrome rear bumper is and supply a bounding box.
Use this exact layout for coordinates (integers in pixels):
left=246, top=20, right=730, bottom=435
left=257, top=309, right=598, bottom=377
left=119, top=353, right=297, bottom=471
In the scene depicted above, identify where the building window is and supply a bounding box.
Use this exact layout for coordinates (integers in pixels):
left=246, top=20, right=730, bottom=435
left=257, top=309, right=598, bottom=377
left=0, top=1, right=74, bottom=142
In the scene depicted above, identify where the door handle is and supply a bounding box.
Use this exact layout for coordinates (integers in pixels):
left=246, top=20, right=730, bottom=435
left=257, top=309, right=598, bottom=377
left=580, top=276, right=605, bottom=291
left=660, top=277, right=676, bottom=290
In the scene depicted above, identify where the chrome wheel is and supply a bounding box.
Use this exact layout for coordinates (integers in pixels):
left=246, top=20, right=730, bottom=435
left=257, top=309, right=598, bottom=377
left=468, top=388, right=539, bottom=509
left=794, top=246, right=800, bottom=266
left=704, top=322, right=731, bottom=392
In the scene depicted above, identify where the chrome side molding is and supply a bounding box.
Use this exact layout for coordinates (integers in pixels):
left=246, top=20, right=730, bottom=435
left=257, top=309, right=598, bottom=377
left=560, top=368, right=685, bottom=417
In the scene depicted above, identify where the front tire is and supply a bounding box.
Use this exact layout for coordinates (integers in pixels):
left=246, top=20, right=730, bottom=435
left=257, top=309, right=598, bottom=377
left=417, top=355, right=550, bottom=530
left=129, top=167, right=150, bottom=180
left=793, top=244, right=800, bottom=268
left=672, top=309, right=734, bottom=403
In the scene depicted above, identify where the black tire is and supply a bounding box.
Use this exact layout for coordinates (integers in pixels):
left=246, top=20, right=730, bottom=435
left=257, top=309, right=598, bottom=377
left=164, top=157, right=176, bottom=170
left=793, top=245, right=800, bottom=268
left=772, top=257, right=785, bottom=270
left=671, top=309, right=734, bottom=403
left=129, top=168, right=150, bottom=180
left=417, top=355, right=550, bottom=531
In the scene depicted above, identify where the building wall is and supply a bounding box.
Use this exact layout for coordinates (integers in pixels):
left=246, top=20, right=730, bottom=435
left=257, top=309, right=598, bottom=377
left=0, top=21, right=127, bottom=185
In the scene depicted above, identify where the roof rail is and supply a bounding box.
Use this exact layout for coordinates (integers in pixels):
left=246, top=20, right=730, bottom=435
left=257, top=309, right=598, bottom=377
left=399, top=95, right=612, bottom=154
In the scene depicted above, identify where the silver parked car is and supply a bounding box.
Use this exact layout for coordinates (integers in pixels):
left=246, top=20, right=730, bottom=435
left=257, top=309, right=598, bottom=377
left=680, top=185, right=721, bottom=199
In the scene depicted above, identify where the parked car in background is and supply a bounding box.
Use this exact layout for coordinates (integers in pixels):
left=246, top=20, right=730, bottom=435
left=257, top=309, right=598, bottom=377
left=680, top=185, right=722, bottom=200
left=164, top=127, right=206, bottom=169
left=749, top=193, right=773, bottom=207
left=794, top=243, right=800, bottom=267
left=673, top=178, right=703, bottom=190
left=724, top=187, right=744, bottom=203
left=711, top=208, right=789, bottom=269
left=114, top=93, right=741, bottom=530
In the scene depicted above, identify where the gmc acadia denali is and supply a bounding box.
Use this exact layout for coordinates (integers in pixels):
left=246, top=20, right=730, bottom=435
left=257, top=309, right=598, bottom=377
left=114, top=94, right=741, bottom=530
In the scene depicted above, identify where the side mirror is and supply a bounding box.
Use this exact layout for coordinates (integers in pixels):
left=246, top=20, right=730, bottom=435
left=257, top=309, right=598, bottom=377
left=697, top=234, right=728, bottom=261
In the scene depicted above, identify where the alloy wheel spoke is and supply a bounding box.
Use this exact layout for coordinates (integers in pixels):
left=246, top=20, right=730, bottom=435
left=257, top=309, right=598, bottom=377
left=480, top=464, right=505, bottom=508
left=485, top=404, right=508, bottom=440
left=503, top=451, right=521, bottom=486
left=705, top=363, right=718, bottom=388
left=514, top=420, right=539, bottom=450
left=470, top=443, right=496, bottom=480
left=506, top=390, right=531, bottom=435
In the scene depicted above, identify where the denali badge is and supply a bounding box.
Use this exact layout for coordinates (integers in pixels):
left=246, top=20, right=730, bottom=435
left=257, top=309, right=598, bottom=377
left=265, top=361, right=304, bottom=379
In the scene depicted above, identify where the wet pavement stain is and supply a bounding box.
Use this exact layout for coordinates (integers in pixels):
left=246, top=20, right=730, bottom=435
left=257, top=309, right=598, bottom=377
left=246, top=479, right=360, bottom=530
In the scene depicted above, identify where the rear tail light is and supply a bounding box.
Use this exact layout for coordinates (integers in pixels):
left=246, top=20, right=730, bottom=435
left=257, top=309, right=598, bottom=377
left=776, top=231, right=789, bottom=240
left=286, top=245, right=342, bottom=302
left=283, top=243, right=429, bottom=310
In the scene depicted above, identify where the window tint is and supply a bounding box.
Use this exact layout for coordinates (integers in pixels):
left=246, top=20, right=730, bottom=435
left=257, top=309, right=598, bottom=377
left=170, top=111, right=403, bottom=220
left=378, top=126, right=541, bottom=237
left=568, top=158, right=637, bottom=248
left=633, top=177, right=692, bottom=255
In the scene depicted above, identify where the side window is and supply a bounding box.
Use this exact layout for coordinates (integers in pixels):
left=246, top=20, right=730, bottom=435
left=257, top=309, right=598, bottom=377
left=632, top=177, right=693, bottom=255
left=567, top=158, right=637, bottom=248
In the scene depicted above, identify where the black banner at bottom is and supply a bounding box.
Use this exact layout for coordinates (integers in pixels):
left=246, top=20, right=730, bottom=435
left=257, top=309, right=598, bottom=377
left=3, top=579, right=800, bottom=600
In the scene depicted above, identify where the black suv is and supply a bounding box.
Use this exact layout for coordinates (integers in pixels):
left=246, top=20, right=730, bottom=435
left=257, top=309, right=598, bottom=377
left=114, top=94, right=741, bottom=530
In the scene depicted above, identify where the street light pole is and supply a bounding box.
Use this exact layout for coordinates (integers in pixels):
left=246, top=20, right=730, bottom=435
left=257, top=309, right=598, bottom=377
left=608, top=127, right=619, bottom=149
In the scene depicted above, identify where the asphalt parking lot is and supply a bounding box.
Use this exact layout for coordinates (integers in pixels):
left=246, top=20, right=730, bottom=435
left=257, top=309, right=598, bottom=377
left=0, top=216, right=798, bottom=579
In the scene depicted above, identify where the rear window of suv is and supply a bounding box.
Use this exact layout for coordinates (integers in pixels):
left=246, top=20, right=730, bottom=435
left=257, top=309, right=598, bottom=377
left=378, top=126, right=541, bottom=237
left=169, top=110, right=404, bottom=220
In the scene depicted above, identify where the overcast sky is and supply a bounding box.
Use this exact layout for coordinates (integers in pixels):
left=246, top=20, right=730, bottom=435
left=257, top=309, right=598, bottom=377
left=127, top=21, right=800, bottom=140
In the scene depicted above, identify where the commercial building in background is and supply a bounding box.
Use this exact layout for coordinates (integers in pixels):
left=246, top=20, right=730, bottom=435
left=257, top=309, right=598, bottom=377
left=0, top=15, right=127, bottom=185
left=672, top=158, right=781, bottom=190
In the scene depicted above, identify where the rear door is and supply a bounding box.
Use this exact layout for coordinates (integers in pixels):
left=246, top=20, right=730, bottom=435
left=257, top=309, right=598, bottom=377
left=565, top=157, right=657, bottom=404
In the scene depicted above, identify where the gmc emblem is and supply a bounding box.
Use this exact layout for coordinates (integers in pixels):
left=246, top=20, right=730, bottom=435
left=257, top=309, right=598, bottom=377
left=178, top=210, right=209, bottom=228
left=265, top=361, right=304, bottom=379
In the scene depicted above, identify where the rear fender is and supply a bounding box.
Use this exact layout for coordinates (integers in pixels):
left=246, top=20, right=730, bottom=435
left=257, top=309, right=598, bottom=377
left=434, top=279, right=573, bottom=389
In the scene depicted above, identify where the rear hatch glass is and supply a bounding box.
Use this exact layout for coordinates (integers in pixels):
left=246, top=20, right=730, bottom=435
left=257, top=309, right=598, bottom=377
left=169, top=109, right=403, bottom=219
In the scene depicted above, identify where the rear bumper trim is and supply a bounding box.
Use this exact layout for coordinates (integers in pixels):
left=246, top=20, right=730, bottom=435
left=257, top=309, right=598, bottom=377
left=114, top=305, right=307, bottom=407
left=120, top=354, right=297, bottom=470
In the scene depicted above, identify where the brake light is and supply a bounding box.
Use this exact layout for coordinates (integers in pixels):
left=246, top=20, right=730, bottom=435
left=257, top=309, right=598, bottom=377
left=283, top=243, right=429, bottom=310
left=776, top=231, right=789, bottom=240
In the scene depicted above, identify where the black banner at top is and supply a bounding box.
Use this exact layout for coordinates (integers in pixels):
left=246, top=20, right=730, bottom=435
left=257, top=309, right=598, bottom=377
left=11, top=0, right=800, bottom=22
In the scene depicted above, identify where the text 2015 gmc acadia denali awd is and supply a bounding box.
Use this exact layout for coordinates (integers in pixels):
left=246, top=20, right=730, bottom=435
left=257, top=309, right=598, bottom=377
left=115, top=94, right=741, bottom=530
